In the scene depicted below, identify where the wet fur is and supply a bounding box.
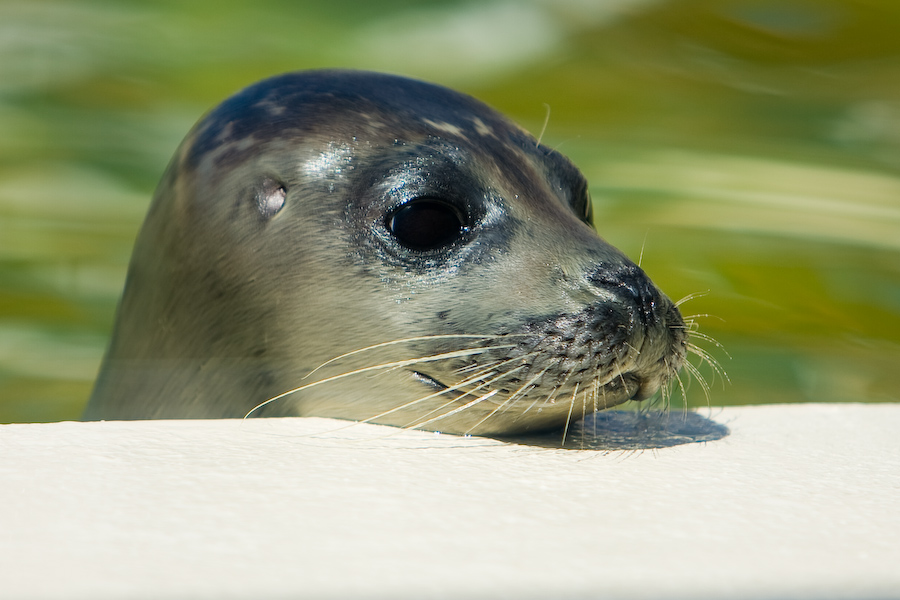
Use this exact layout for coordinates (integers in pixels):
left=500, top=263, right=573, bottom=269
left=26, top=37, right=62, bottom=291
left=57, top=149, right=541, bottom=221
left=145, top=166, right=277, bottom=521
left=86, top=70, right=694, bottom=436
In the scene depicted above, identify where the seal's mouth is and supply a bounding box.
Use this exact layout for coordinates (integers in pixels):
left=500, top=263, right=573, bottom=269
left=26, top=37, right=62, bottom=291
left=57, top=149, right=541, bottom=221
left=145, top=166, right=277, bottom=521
left=399, top=276, right=688, bottom=434
left=623, top=371, right=671, bottom=402
left=413, top=360, right=672, bottom=409
left=386, top=274, right=689, bottom=435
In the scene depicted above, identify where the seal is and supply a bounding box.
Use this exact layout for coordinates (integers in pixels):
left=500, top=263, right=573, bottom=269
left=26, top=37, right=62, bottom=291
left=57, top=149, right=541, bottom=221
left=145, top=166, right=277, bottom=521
left=84, top=69, right=689, bottom=436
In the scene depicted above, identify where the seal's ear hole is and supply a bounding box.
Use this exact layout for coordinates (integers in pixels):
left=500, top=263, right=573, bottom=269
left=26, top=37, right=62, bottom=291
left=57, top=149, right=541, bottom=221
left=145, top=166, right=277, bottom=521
left=387, top=198, right=466, bottom=251
left=255, top=177, right=287, bottom=220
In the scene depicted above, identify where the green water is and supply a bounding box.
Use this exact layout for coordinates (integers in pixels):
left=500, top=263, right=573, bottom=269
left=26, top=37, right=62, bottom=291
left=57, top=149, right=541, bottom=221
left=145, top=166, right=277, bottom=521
left=2, top=0, right=899, bottom=422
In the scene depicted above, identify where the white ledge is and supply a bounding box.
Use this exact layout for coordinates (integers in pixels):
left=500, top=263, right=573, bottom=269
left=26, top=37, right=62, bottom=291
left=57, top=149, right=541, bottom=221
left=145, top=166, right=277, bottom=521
left=2, top=403, right=898, bottom=600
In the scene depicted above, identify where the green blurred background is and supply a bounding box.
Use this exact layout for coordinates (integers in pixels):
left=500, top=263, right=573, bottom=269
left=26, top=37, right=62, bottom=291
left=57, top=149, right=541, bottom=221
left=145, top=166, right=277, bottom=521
left=1, top=0, right=899, bottom=422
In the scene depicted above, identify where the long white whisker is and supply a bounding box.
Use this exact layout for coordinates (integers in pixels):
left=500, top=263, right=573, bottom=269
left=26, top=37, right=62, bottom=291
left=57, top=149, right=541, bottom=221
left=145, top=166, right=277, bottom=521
left=686, top=330, right=726, bottom=349
left=536, top=103, right=551, bottom=146
left=376, top=356, right=534, bottom=431
left=407, top=389, right=501, bottom=431
left=561, top=383, right=580, bottom=446
left=522, top=378, right=563, bottom=415
left=495, top=367, right=549, bottom=416
left=462, top=367, right=550, bottom=434
left=411, top=360, right=538, bottom=430
left=682, top=360, right=711, bottom=408
left=453, top=359, right=503, bottom=376
left=687, top=343, right=729, bottom=385
left=370, top=367, right=503, bottom=425
left=400, top=378, right=499, bottom=430
left=303, top=334, right=510, bottom=380
left=638, top=232, right=648, bottom=268
left=244, top=345, right=516, bottom=418
left=675, top=291, right=709, bottom=308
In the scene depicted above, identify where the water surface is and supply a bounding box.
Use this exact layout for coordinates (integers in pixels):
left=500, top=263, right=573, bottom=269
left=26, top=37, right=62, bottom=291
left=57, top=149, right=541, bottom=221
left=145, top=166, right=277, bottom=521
left=1, top=0, right=898, bottom=422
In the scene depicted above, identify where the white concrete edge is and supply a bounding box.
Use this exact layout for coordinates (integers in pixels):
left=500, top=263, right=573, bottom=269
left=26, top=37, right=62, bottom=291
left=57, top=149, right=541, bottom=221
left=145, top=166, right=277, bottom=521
left=1, top=403, right=899, bottom=600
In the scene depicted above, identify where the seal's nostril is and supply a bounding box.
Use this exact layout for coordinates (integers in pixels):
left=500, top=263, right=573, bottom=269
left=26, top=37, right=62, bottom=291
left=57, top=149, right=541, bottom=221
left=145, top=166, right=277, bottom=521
left=587, top=263, right=666, bottom=326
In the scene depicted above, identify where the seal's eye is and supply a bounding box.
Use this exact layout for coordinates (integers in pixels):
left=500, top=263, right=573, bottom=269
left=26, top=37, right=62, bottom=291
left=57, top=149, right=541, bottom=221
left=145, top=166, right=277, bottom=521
left=387, top=198, right=466, bottom=251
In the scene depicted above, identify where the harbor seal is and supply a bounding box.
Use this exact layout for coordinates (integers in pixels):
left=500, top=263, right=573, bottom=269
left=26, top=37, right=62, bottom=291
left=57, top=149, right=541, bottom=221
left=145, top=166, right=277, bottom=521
left=84, top=69, right=688, bottom=436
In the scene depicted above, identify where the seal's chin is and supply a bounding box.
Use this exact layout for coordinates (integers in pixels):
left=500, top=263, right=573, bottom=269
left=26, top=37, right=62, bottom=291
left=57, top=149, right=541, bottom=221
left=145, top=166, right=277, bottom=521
left=627, top=372, right=673, bottom=402
left=605, top=372, right=644, bottom=402
left=541, top=369, right=671, bottom=406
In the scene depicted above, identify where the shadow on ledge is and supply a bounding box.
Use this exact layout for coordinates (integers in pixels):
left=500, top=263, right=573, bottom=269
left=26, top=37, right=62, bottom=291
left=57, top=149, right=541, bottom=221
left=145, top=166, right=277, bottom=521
left=508, top=410, right=730, bottom=451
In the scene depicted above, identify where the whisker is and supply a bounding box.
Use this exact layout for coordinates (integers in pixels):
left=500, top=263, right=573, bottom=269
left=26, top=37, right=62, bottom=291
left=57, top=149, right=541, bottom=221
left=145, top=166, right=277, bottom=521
left=615, top=362, right=628, bottom=390
left=685, top=330, right=727, bottom=350
left=244, top=345, right=516, bottom=418
left=345, top=376, right=502, bottom=443
left=388, top=354, right=535, bottom=431
left=451, top=347, right=537, bottom=381
left=292, top=367, right=507, bottom=439
left=681, top=314, right=726, bottom=331
left=561, top=383, right=580, bottom=446
left=579, top=388, right=589, bottom=448
left=303, top=334, right=511, bottom=380
left=589, top=378, right=600, bottom=437
left=463, top=367, right=549, bottom=433
left=399, top=378, right=499, bottom=430
left=638, top=231, right=648, bottom=268
left=361, top=359, right=515, bottom=425
left=687, top=343, right=729, bottom=386
left=453, top=359, right=503, bottom=376
left=536, top=103, right=551, bottom=147
left=659, top=375, right=671, bottom=412
left=674, top=291, right=709, bottom=308
left=461, top=395, right=519, bottom=434
left=505, top=368, right=552, bottom=416
left=681, top=360, right=711, bottom=408
left=407, top=389, right=501, bottom=431
left=411, top=359, right=541, bottom=430
left=529, top=371, right=572, bottom=413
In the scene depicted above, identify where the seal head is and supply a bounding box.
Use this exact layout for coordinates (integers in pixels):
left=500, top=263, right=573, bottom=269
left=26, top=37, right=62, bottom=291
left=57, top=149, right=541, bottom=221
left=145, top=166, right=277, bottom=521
left=85, top=70, right=687, bottom=435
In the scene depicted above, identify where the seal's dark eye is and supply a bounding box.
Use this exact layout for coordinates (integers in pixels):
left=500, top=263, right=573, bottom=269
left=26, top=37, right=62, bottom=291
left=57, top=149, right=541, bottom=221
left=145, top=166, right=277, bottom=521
left=387, top=198, right=465, bottom=251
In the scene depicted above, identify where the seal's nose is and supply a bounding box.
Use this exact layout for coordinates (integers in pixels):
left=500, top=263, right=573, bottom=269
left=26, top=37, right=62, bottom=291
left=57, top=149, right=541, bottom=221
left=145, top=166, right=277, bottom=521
left=586, top=263, right=667, bottom=328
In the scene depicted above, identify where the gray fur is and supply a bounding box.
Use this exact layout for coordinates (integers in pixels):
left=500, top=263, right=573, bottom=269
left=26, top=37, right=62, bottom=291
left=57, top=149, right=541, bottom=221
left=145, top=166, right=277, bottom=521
left=85, top=70, right=686, bottom=435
